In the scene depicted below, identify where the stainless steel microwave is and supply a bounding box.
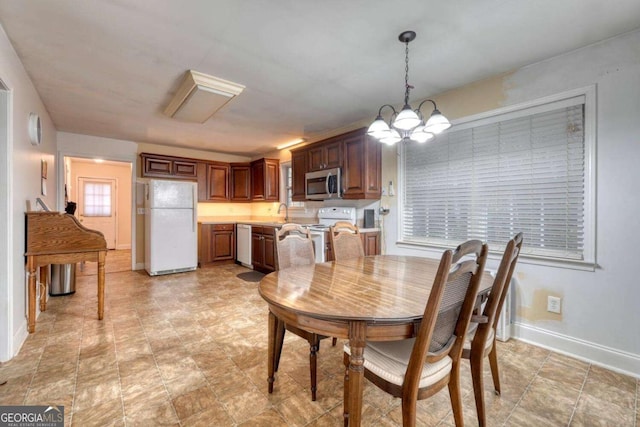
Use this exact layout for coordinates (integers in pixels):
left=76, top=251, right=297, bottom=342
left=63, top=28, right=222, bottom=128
left=305, top=168, right=341, bottom=200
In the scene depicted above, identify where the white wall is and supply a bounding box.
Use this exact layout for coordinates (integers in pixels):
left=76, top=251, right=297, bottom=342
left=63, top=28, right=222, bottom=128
left=57, top=133, right=138, bottom=182
left=384, top=30, right=640, bottom=377
left=56, top=133, right=139, bottom=212
left=0, top=24, right=58, bottom=360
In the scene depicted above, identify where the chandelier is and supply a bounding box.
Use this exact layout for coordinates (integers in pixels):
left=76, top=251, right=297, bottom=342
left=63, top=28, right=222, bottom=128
left=367, top=31, right=452, bottom=145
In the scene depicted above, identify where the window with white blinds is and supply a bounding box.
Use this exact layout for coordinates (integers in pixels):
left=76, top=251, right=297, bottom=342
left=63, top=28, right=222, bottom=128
left=400, top=92, right=593, bottom=263
left=83, top=182, right=112, bottom=217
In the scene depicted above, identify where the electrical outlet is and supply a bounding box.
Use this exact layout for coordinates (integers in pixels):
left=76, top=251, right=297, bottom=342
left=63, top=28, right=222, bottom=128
left=547, top=296, right=562, bottom=314
left=137, top=208, right=145, bottom=215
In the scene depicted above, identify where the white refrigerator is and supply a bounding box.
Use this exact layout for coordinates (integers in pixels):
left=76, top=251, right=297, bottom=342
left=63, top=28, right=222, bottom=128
left=144, top=179, right=198, bottom=276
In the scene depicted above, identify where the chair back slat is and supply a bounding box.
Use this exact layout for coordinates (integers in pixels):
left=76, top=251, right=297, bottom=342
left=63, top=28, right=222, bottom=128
left=330, top=221, right=365, bottom=261
left=430, top=271, right=473, bottom=352
left=275, top=224, right=315, bottom=270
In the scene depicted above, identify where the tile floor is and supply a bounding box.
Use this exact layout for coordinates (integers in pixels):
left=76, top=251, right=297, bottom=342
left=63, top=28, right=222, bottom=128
left=0, top=263, right=638, bottom=426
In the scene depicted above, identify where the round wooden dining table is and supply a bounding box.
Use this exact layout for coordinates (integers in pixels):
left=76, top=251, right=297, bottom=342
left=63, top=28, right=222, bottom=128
left=259, top=255, right=493, bottom=426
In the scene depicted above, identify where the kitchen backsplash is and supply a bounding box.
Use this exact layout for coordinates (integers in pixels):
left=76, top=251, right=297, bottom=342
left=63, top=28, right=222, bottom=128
left=197, top=203, right=252, bottom=217
left=197, top=199, right=381, bottom=227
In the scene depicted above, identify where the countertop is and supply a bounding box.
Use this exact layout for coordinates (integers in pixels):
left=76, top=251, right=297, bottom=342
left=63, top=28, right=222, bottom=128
left=198, top=216, right=380, bottom=232
left=198, top=217, right=297, bottom=227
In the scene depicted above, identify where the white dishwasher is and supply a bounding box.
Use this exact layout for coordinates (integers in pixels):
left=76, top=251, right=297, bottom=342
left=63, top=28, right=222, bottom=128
left=236, top=224, right=252, bottom=268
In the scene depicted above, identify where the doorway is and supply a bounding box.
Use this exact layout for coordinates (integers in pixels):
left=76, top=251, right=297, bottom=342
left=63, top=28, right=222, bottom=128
left=77, top=177, right=117, bottom=249
left=65, top=157, right=132, bottom=273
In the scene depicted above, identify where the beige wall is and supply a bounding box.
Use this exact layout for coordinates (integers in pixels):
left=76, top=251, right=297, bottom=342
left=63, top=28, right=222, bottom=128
left=69, top=159, right=132, bottom=249
left=381, top=71, right=511, bottom=203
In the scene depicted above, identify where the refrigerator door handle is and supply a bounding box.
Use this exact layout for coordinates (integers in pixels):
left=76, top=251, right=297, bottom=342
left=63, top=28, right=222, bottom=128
left=192, top=183, right=197, bottom=233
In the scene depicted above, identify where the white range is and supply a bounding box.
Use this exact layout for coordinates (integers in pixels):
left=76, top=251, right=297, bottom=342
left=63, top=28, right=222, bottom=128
left=308, top=207, right=357, bottom=263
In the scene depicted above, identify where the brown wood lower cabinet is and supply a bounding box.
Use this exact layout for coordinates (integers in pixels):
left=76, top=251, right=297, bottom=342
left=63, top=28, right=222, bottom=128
left=198, top=223, right=236, bottom=266
left=252, top=226, right=277, bottom=273
left=361, top=231, right=381, bottom=256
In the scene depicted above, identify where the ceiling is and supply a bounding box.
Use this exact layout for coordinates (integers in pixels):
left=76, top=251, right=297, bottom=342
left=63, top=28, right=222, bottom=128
left=1, top=1, right=639, bottom=156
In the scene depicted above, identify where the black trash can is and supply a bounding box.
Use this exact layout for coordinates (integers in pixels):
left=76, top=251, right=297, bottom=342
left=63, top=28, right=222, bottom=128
left=49, top=264, right=76, bottom=296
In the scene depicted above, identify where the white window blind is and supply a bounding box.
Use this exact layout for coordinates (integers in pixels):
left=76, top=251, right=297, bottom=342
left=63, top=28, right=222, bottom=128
left=83, top=182, right=112, bottom=217
left=401, top=96, right=586, bottom=261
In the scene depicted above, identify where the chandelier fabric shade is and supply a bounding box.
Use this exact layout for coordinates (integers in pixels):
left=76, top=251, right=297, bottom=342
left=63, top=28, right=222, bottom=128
left=367, top=31, right=452, bottom=145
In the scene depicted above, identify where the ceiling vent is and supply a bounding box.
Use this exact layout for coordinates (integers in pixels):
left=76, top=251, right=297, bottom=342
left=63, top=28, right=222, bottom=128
left=164, top=70, right=245, bottom=123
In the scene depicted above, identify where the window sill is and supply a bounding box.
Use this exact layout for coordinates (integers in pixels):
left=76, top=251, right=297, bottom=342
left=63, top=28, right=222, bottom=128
left=396, top=241, right=597, bottom=272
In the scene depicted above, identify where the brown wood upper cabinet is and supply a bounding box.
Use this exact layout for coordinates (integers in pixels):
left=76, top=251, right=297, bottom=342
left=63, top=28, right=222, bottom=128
left=342, top=130, right=382, bottom=199
left=230, top=163, right=251, bottom=202
left=197, top=162, right=229, bottom=202
left=307, top=140, right=341, bottom=171
left=143, top=153, right=279, bottom=202
left=291, top=150, right=307, bottom=201
left=290, top=128, right=381, bottom=200
left=141, top=153, right=197, bottom=179
left=251, top=158, right=280, bottom=201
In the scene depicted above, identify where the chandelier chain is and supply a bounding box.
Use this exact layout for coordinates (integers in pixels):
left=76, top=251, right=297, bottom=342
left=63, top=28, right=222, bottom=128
left=404, top=40, right=411, bottom=106
left=367, top=30, right=451, bottom=144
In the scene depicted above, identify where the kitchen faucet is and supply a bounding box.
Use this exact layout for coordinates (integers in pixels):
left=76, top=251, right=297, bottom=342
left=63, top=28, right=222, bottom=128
left=277, top=203, right=289, bottom=222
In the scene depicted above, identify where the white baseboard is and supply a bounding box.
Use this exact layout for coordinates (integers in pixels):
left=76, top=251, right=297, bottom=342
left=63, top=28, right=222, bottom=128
left=116, top=244, right=131, bottom=250
left=513, top=322, right=640, bottom=379
left=134, top=262, right=145, bottom=271
left=8, top=320, right=28, bottom=362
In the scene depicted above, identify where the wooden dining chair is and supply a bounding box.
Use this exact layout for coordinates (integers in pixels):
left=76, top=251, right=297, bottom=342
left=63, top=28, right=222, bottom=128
left=463, top=233, right=523, bottom=427
left=343, top=240, right=488, bottom=427
left=330, top=221, right=365, bottom=261
left=272, top=223, right=332, bottom=401
left=275, top=223, right=316, bottom=270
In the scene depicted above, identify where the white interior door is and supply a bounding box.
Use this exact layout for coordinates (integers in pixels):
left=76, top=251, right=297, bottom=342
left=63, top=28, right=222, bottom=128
left=78, top=177, right=117, bottom=249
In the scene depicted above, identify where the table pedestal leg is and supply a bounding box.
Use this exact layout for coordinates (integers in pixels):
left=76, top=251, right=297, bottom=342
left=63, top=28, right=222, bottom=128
left=347, top=321, right=367, bottom=426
